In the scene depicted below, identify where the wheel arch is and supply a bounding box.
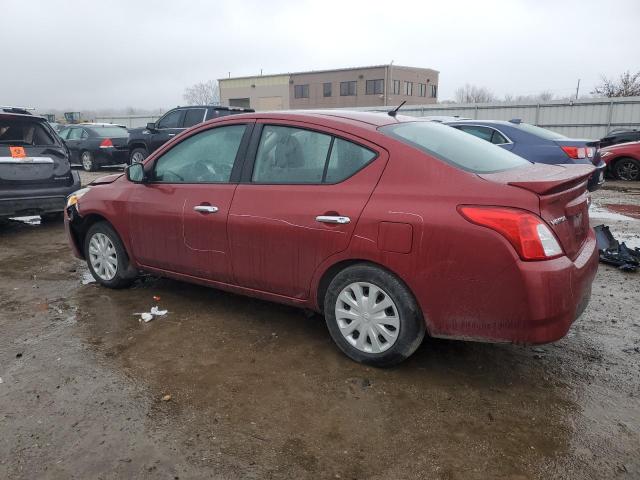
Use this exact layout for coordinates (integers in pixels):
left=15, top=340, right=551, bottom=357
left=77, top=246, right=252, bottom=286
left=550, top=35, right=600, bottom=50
left=73, top=213, right=131, bottom=261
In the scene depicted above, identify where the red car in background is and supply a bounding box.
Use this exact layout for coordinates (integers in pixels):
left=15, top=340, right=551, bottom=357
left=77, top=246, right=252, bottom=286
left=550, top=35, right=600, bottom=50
left=64, top=111, right=598, bottom=366
left=600, top=141, right=640, bottom=181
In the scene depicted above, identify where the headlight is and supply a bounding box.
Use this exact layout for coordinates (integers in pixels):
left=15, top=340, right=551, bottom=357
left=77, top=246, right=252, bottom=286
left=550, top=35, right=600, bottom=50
left=66, top=187, right=91, bottom=211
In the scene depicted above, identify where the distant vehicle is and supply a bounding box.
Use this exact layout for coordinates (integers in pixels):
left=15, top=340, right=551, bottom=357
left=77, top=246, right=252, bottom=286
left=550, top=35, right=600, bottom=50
left=58, top=124, right=129, bottom=171
left=65, top=110, right=597, bottom=366
left=600, top=128, right=640, bottom=148
left=0, top=110, right=80, bottom=220
left=600, top=141, right=640, bottom=181
left=422, top=115, right=472, bottom=123
left=48, top=121, right=64, bottom=132
left=127, top=105, right=254, bottom=164
left=446, top=119, right=606, bottom=191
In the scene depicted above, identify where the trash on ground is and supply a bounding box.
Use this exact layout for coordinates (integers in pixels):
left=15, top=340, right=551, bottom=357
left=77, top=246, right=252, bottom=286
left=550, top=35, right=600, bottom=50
left=161, top=394, right=172, bottom=402
left=150, top=306, right=167, bottom=316
left=140, top=312, right=153, bottom=322
left=135, top=305, right=168, bottom=323
left=594, top=224, right=640, bottom=272
left=81, top=271, right=96, bottom=285
left=153, top=295, right=161, bottom=301
left=0, top=377, right=3, bottom=384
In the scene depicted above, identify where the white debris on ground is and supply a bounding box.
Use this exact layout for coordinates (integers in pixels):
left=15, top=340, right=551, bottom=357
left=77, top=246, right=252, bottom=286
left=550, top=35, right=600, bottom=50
left=81, top=271, right=96, bottom=285
left=590, top=203, right=639, bottom=223
left=136, top=306, right=168, bottom=323
left=10, top=216, right=41, bottom=225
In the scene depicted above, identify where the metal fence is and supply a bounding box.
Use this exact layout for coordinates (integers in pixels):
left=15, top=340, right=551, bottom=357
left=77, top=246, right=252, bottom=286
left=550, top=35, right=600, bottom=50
left=94, top=115, right=161, bottom=129
left=350, top=96, right=640, bottom=139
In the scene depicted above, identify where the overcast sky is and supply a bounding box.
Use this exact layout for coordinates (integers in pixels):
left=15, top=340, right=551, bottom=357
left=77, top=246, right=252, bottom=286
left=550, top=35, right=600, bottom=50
left=2, top=0, right=638, bottom=111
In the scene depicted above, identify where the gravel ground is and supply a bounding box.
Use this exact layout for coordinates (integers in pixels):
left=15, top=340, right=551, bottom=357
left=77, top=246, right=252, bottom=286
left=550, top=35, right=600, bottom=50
left=0, top=168, right=638, bottom=479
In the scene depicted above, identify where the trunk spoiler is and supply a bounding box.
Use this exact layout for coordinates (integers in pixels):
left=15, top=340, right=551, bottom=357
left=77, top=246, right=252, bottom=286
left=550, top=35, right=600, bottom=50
left=479, top=163, right=594, bottom=195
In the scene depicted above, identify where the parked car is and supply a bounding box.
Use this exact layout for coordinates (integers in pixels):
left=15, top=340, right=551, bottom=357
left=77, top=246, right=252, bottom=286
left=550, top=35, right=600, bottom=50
left=600, top=128, right=640, bottom=148
left=0, top=110, right=80, bottom=220
left=446, top=119, right=606, bottom=191
left=127, top=105, right=254, bottom=164
left=58, top=123, right=129, bottom=171
left=600, top=141, right=640, bottom=181
left=65, top=111, right=598, bottom=366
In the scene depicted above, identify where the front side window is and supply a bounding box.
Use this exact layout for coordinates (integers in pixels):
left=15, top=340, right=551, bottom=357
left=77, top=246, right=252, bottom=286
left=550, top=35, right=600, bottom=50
left=380, top=121, right=530, bottom=173
left=365, top=79, right=384, bottom=95
left=294, top=84, right=309, bottom=99
left=183, top=108, right=206, bottom=128
left=153, top=124, right=247, bottom=183
left=157, top=109, right=184, bottom=129
left=340, top=81, right=357, bottom=96
left=323, top=82, right=332, bottom=97
left=404, top=81, right=413, bottom=96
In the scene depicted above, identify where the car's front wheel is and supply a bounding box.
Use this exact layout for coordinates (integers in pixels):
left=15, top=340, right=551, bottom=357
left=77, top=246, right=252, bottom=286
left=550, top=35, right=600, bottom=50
left=129, top=147, right=148, bottom=165
left=84, top=222, right=137, bottom=288
left=324, top=264, right=426, bottom=367
left=81, top=151, right=96, bottom=172
left=614, top=157, right=640, bottom=181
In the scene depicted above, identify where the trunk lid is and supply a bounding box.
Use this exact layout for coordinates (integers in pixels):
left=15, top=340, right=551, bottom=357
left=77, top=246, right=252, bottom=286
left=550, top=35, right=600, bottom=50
left=0, top=144, right=71, bottom=186
left=480, top=163, right=594, bottom=259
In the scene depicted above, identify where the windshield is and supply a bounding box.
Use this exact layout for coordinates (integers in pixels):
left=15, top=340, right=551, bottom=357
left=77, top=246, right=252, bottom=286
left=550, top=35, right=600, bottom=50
left=515, top=123, right=566, bottom=140
left=379, top=121, right=531, bottom=173
left=90, top=126, right=129, bottom=137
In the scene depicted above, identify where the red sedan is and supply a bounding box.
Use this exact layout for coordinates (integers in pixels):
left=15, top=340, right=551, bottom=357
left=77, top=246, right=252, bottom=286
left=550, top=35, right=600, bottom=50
left=600, top=141, right=640, bottom=181
left=65, top=111, right=598, bottom=366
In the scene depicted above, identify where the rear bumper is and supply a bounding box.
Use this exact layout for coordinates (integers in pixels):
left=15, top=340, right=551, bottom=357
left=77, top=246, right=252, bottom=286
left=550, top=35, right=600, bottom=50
left=95, top=148, right=129, bottom=166
left=430, top=229, right=599, bottom=345
left=0, top=172, right=80, bottom=217
left=587, top=161, right=606, bottom=191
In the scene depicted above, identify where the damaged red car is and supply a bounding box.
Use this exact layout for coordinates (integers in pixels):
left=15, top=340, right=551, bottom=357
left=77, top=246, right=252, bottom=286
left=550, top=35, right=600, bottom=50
left=65, top=111, right=598, bottom=366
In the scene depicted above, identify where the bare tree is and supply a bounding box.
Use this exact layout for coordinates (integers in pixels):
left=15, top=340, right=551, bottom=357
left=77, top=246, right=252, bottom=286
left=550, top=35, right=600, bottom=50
left=503, top=90, right=555, bottom=103
left=183, top=80, right=220, bottom=105
left=454, top=84, right=496, bottom=103
left=591, top=71, right=640, bottom=97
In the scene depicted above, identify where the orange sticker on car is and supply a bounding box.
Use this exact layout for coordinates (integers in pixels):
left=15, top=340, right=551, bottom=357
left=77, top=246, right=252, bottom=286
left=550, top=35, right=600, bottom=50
left=10, top=146, right=26, bottom=158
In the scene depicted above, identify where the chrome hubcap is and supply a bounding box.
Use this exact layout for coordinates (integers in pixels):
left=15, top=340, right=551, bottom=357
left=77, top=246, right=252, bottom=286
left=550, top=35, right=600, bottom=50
left=82, top=153, right=92, bottom=170
left=88, top=233, right=117, bottom=281
left=618, top=161, right=639, bottom=181
left=335, top=282, right=400, bottom=354
left=131, top=152, right=144, bottom=163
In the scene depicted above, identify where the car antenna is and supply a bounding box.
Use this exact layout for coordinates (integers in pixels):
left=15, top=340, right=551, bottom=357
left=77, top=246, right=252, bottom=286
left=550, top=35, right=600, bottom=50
left=388, top=100, right=406, bottom=118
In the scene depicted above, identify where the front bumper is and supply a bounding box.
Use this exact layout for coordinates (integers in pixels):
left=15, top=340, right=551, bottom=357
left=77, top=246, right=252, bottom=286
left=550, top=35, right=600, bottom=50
left=0, top=172, right=81, bottom=218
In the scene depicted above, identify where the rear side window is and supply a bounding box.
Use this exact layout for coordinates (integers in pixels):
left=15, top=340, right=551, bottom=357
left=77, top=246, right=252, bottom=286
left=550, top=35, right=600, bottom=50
left=251, top=125, right=377, bottom=184
left=68, top=128, right=83, bottom=140
left=456, top=125, right=493, bottom=142
left=0, top=118, right=56, bottom=145
left=183, top=108, right=206, bottom=128
left=380, top=121, right=530, bottom=173
left=58, top=128, right=70, bottom=140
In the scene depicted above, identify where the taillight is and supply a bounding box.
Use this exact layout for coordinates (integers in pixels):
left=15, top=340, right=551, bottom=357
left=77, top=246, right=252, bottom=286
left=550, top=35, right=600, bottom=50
left=560, top=146, right=586, bottom=159
left=458, top=206, right=563, bottom=261
left=586, top=147, right=595, bottom=158
left=99, top=138, right=114, bottom=148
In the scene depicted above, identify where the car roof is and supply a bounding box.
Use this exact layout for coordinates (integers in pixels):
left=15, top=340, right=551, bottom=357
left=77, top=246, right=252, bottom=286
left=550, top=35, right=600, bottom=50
left=224, top=110, right=426, bottom=130
left=446, top=119, right=516, bottom=127
left=0, top=111, right=47, bottom=122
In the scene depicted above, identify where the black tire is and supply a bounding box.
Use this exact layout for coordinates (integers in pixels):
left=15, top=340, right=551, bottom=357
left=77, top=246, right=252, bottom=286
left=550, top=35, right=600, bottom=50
left=81, top=151, right=97, bottom=172
left=324, top=263, right=426, bottom=367
left=83, top=221, right=137, bottom=289
left=613, top=157, right=640, bottom=181
left=41, top=212, right=64, bottom=222
left=129, top=147, right=148, bottom=165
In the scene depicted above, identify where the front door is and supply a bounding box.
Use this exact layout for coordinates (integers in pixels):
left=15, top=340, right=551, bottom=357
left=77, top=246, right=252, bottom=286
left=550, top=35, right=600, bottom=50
left=228, top=121, right=387, bottom=299
left=149, top=109, right=186, bottom=153
left=128, top=122, right=252, bottom=282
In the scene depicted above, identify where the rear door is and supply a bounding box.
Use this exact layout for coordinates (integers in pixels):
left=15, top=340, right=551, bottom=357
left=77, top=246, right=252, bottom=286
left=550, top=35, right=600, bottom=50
left=228, top=121, right=387, bottom=299
left=64, top=127, right=84, bottom=163
left=0, top=116, right=71, bottom=187
left=128, top=121, right=253, bottom=282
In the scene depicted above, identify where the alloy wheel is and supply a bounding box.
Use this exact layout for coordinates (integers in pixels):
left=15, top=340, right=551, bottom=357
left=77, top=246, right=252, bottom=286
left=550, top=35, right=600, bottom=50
left=335, top=282, right=400, bottom=354
left=131, top=151, right=145, bottom=163
left=616, top=160, right=640, bottom=181
left=82, top=152, right=93, bottom=171
left=88, top=233, right=118, bottom=281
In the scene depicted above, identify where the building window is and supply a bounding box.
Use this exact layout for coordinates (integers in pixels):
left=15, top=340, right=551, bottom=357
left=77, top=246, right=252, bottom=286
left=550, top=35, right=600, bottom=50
left=365, top=79, right=384, bottom=95
left=418, top=83, right=427, bottom=97
left=404, top=81, right=413, bottom=96
left=430, top=84, right=438, bottom=98
left=392, top=80, right=401, bottom=95
left=294, top=84, right=309, bottom=99
left=340, top=81, right=357, bottom=96
left=323, top=82, right=332, bottom=97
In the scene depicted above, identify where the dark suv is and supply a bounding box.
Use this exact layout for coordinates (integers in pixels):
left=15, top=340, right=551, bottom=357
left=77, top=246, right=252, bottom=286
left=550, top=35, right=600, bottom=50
left=0, top=108, right=80, bottom=220
left=127, top=105, right=253, bottom=164
left=599, top=128, right=640, bottom=148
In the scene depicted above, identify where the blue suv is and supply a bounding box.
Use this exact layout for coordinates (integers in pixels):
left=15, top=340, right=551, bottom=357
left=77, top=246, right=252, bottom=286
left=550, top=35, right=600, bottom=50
left=446, top=119, right=606, bottom=191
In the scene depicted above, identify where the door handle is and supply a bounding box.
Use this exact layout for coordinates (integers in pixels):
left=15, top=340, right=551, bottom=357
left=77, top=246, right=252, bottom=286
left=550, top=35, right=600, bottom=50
left=168, top=133, right=176, bottom=137
left=194, top=205, right=219, bottom=213
left=315, top=215, right=350, bottom=224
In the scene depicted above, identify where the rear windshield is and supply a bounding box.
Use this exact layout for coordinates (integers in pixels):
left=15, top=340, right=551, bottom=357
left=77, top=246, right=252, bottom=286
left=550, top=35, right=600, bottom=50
left=90, top=126, right=129, bottom=137
left=0, top=118, right=56, bottom=146
left=514, top=123, right=566, bottom=140
left=379, top=121, right=530, bottom=173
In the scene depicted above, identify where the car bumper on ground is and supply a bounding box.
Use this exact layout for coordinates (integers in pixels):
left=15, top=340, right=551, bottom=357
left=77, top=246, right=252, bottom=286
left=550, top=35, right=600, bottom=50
left=0, top=172, right=81, bottom=218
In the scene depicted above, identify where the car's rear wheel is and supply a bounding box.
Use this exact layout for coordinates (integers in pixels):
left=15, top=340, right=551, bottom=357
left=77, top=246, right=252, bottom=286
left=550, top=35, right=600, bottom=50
left=324, top=264, right=426, bottom=367
left=613, top=157, right=640, bottom=181
left=129, top=148, right=148, bottom=165
left=84, top=222, right=137, bottom=288
left=81, top=151, right=96, bottom=172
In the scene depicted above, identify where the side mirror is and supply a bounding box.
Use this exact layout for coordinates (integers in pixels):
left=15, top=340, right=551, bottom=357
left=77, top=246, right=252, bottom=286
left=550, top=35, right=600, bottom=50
left=146, top=122, right=157, bottom=131
left=126, top=162, right=146, bottom=183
